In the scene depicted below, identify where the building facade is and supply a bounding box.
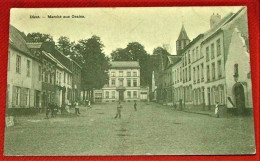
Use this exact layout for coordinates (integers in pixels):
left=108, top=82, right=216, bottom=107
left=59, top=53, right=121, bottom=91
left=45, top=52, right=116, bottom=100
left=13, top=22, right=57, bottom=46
left=156, top=7, right=253, bottom=113
left=7, top=25, right=42, bottom=115
left=94, top=61, right=148, bottom=102
left=6, top=25, right=82, bottom=115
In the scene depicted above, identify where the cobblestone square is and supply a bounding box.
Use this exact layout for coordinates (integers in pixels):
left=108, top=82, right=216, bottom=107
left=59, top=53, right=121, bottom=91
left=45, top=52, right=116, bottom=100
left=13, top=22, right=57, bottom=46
left=4, top=102, right=255, bottom=156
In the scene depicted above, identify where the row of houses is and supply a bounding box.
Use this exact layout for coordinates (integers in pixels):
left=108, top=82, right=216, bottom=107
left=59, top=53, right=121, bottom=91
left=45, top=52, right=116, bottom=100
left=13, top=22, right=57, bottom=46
left=152, top=7, right=253, bottom=114
left=6, top=25, right=82, bottom=115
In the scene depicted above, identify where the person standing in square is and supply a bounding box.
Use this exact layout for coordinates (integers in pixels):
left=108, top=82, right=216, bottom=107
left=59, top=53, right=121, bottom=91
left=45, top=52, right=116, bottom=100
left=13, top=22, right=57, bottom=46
left=215, top=102, right=220, bottom=118
left=134, top=100, right=137, bottom=111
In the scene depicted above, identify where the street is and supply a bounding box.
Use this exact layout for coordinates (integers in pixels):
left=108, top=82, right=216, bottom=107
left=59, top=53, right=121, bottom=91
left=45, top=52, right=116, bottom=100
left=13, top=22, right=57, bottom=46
left=4, top=102, right=255, bottom=156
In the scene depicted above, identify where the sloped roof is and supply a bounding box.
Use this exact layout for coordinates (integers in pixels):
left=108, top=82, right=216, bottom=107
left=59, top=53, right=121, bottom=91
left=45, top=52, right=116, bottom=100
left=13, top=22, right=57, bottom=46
left=9, top=25, right=33, bottom=57
left=110, top=61, right=140, bottom=69
left=43, top=51, right=72, bottom=73
left=26, top=43, right=43, bottom=49
left=202, top=12, right=234, bottom=42
left=177, top=24, right=190, bottom=41
left=167, top=55, right=182, bottom=68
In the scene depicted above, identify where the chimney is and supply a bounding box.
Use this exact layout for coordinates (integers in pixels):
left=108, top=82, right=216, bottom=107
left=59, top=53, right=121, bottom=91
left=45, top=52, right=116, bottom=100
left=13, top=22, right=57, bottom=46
left=210, top=13, right=221, bottom=28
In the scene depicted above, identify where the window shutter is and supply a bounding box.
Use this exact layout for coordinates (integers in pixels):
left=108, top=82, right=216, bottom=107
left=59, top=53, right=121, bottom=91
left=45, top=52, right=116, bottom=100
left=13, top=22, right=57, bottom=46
left=12, top=86, right=16, bottom=107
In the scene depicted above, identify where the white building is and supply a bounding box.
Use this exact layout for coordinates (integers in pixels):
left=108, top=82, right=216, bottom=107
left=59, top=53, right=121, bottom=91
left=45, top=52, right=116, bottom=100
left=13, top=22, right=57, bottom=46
left=94, top=61, right=148, bottom=102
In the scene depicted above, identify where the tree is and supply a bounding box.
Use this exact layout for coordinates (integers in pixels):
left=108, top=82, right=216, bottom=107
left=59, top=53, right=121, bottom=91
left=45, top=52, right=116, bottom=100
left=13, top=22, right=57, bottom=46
left=110, top=42, right=150, bottom=87
left=111, top=48, right=132, bottom=61
left=27, top=32, right=55, bottom=44
left=56, top=36, right=73, bottom=56
left=75, top=36, right=110, bottom=100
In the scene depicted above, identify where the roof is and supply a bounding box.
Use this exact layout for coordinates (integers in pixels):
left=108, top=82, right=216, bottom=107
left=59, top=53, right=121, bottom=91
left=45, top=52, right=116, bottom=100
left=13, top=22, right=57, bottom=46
left=9, top=25, right=34, bottom=57
left=167, top=55, right=182, bottom=68
left=177, top=24, right=190, bottom=41
left=202, top=12, right=235, bottom=43
left=43, top=51, right=72, bottom=73
left=110, top=61, right=140, bottom=69
left=26, top=43, right=43, bottom=49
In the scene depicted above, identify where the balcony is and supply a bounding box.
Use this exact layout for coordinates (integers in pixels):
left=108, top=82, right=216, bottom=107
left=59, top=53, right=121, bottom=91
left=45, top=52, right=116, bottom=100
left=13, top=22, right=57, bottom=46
left=116, top=86, right=126, bottom=91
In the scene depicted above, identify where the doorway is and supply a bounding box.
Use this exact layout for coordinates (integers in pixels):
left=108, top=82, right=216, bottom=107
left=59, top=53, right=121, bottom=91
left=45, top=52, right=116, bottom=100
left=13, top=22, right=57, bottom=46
left=233, top=82, right=246, bottom=114
left=119, top=91, right=124, bottom=101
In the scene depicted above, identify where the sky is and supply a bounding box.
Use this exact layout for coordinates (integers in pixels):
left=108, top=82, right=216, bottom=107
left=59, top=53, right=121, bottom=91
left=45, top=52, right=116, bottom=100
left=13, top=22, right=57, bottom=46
left=10, top=7, right=242, bottom=56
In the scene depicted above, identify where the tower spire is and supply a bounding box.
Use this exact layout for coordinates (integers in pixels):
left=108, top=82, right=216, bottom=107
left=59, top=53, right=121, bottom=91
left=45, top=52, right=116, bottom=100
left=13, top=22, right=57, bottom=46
left=176, top=24, right=190, bottom=55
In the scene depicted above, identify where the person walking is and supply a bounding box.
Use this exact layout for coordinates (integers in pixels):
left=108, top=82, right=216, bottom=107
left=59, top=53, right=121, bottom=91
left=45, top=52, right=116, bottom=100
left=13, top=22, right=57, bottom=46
left=114, top=101, right=122, bottom=119
left=134, top=100, right=137, bottom=111
left=45, top=103, right=51, bottom=118
left=215, top=102, right=220, bottom=118
left=75, top=102, right=80, bottom=115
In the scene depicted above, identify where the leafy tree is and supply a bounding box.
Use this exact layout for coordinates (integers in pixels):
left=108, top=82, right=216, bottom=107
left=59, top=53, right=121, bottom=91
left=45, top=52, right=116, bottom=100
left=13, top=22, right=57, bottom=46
left=111, top=48, right=132, bottom=61
left=27, top=32, right=55, bottom=44
left=110, top=42, right=150, bottom=87
left=75, top=36, right=110, bottom=100
left=57, top=36, right=73, bottom=56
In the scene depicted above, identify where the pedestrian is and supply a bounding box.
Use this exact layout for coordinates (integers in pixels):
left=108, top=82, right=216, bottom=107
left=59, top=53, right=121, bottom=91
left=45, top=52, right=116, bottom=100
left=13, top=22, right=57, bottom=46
left=215, top=102, right=220, bottom=118
left=75, top=102, right=80, bottom=115
left=88, top=99, right=91, bottom=108
left=50, top=102, right=55, bottom=117
left=134, top=100, right=137, bottom=111
left=174, top=103, right=177, bottom=110
left=114, top=101, right=122, bottom=119
left=45, top=103, right=51, bottom=118
left=179, top=99, right=183, bottom=110
left=54, top=103, right=58, bottom=117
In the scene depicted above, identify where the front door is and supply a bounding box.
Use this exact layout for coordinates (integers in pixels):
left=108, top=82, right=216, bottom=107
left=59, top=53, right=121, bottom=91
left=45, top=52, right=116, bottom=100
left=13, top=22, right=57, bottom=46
left=119, top=91, right=124, bottom=101
left=233, top=83, right=246, bottom=114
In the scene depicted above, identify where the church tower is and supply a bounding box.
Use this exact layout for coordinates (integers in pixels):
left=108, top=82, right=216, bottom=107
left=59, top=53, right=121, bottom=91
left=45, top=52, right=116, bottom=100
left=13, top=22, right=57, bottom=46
left=176, top=24, right=190, bottom=55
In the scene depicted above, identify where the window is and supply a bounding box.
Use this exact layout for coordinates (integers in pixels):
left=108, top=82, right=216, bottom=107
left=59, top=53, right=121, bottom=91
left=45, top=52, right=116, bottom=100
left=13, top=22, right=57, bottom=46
left=207, top=65, right=210, bottom=81
left=38, top=66, right=42, bottom=81
left=196, top=47, right=199, bottom=60
left=64, top=73, right=66, bottom=83
left=197, top=66, right=200, bottom=82
left=15, top=87, right=21, bottom=106
left=234, top=64, right=239, bottom=77
left=119, top=71, right=123, bottom=77
left=127, top=91, right=131, bottom=98
left=133, top=91, right=137, bottom=98
left=59, top=73, right=61, bottom=85
left=201, top=64, right=204, bottom=82
left=25, top=88, right=30, bottom=106
left=16, top=55, right=21, bottom=73
left=193, top=67, right=196, bottom=83
left=206, top=46, right=209, bottom=62
left=212, top=63, right=215, bottom=80
left=26, top=60, right=31, bottom=77
left=218, top=60, right=222, bottom=78
left=185, top=68, right=187, bottom=82
left=127, top=79, right=131, bottom=87
left=211, top=43, right=215, bottom=59
left=180, top=68, right=182, bottom=81
left=188, top=51, right=191, bottom=63
left=217, top=39, right=221, bottom=56
left=127, top=72, right=131, bottom=77
left=119, top=79, right=123, bottom=86
left=133, top=79, right=137, bottom=87
left=189, top=66, right=191, bottom=81
left=45, top=73, right=48, bottom=83
left=133, top=71, right=137, bottom=77
left=105, top=91, right=109, bottom=99
left=112, top=91, right=115, bottom=98
left=192, top=49, right=195, bottom=62
left=111, top=72, right=115, bottom=77
left=111, top=79, right=116, bottom=86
